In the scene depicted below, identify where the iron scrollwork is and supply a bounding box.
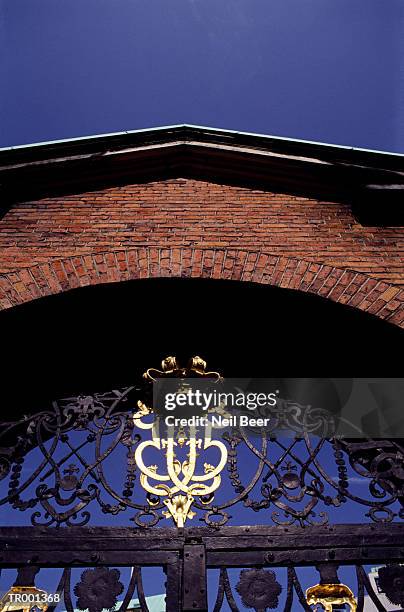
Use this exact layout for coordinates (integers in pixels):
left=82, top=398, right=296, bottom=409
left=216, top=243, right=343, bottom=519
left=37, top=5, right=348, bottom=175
left=1, top=357, right=404, bottom=528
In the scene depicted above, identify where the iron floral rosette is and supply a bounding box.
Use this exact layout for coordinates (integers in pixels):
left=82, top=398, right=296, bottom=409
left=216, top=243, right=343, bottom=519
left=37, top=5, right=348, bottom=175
left=377, top=565, right=404, bottom=608
left=74, top=567, right=124, bottom=612
left=235, top=568, right=282, bottom=611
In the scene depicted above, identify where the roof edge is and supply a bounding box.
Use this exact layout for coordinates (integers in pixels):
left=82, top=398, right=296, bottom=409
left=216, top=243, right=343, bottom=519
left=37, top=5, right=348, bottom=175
left=1, top=123, right=403, bottom=159
left=1, top=124, right=403, bottom=223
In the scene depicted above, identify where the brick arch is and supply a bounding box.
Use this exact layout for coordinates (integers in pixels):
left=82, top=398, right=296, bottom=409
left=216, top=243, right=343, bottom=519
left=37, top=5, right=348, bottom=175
left=0, top=247, right=403, bottom=328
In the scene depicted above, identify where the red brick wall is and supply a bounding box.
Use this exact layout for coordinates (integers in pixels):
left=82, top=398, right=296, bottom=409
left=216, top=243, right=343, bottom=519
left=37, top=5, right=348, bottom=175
left=0, top=178, right=403, bottom=325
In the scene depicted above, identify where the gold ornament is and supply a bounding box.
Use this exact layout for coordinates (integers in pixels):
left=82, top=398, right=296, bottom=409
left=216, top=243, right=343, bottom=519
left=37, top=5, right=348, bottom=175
left=0, top=586, right=49, bottom=612
left=306, top=582, right=357, bottom=611
left=135, top=357, right=227, bottom=527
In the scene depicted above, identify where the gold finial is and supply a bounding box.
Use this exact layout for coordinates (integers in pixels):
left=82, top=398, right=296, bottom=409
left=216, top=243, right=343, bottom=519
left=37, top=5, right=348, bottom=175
left=306, top=583, right=357, bottom=611
left=0, top=587, right=49, bottom=612
left=143, top=355, right=221, bottom=381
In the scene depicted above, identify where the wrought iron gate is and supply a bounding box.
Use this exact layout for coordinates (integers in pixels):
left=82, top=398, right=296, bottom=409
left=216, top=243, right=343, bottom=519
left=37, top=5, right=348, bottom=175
left=2, top=524, right=404, bottom=611
left=1, top=359, right=404, bottom=611
left=2, top=523, right=404, bottom=611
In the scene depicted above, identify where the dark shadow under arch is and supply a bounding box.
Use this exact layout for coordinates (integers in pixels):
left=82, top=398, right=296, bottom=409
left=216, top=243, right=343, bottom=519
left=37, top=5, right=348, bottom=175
left=1, top=277, right=403, bottom=415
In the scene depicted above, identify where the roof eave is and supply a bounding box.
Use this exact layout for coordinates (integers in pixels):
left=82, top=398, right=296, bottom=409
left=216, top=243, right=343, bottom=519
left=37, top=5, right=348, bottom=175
left=0, top=125, right=403, bottom=224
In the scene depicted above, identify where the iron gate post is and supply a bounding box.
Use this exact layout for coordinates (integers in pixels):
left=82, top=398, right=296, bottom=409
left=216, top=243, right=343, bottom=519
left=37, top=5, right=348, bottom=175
left=182, top=543, right=208, bottom=611
left=165, top=556, right=182, bottom=612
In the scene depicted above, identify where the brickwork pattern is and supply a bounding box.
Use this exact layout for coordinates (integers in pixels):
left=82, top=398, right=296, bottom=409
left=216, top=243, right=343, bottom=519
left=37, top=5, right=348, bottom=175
left=0, top=179, right=403, bottom=326
left=0, top=247, right=402, bottom=327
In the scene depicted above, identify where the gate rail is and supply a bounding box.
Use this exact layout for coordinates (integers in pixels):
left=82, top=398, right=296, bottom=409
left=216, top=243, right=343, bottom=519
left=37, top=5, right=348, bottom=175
left=1, top=524, right=404, bottom=611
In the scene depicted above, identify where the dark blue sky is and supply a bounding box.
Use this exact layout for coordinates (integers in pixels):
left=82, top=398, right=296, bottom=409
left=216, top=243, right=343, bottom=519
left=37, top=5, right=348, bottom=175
left=1, top=0, right=403, bottom=152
